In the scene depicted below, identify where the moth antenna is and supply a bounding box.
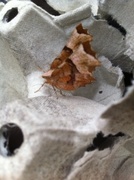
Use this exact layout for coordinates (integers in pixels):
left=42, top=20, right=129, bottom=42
left=52, top=86, right=59, bottom=99
left=36, top=64, right=45, bottom=73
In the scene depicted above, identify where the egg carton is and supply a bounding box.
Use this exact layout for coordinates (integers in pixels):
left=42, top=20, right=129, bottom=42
left=0, top=0, right=133, bottom=179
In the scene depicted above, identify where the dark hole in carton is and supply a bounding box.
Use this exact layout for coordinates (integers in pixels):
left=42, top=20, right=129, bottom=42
left=0, top=123, right=24, bottom=156
left=123, top=71, right=133, bottom=96
left=104, top=14, right=127, bottom=36
left=95, top=14, right=126, bottom=36
left=123, top=71, right=133, bottom=87
left=31, top=0, right=60, bottom=16
left=86, top=131, right=125, bottom=151
left=3, top=8, right=18, bottom=23
left=0, top=0, right=7, bottom=3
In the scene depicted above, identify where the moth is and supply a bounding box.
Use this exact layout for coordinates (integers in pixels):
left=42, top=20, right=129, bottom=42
left=42, top=24, right=100, bottom=91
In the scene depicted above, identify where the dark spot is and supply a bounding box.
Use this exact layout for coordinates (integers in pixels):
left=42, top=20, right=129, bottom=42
left=3, top=131, right=8, bottom=138
left=99, top=90, right=103, bottom=94
left=86, top=131, right=125, bottom=151
left=94, top=15, right=101, bottom=20
left=95, top=13, right=126, bottom=37
left=1, top=123, right=24, bottom=156
left=123, top=71, right=133, bottom=96
left=123, top=71, right=133, bottom=87
left=3, top=8, right=18, bottom=23
left=63, top=46, right=73, bottom=53
left=114, top=132, right=125, bottom=137
left=31, top=0, right=60, bottom=16
left=0, top=0, right=7, bottom=3
left=4, top=141, right=6, bottom=147
left=104, top=15, right=126, bottom=36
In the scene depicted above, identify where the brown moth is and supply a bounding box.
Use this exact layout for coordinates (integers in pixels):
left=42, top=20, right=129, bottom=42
left=42, top=24, right=100, bottom=91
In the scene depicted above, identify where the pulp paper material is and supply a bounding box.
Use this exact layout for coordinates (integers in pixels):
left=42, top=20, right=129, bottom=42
left=0, top=0, right=133, bottom=179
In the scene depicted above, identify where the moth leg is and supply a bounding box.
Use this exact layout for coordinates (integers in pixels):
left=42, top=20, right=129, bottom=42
left=60, top=90, right=65, bottom=96
left=34, top=82, right=46, bottom=93
left=52, top=86, right=59, bottom=99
